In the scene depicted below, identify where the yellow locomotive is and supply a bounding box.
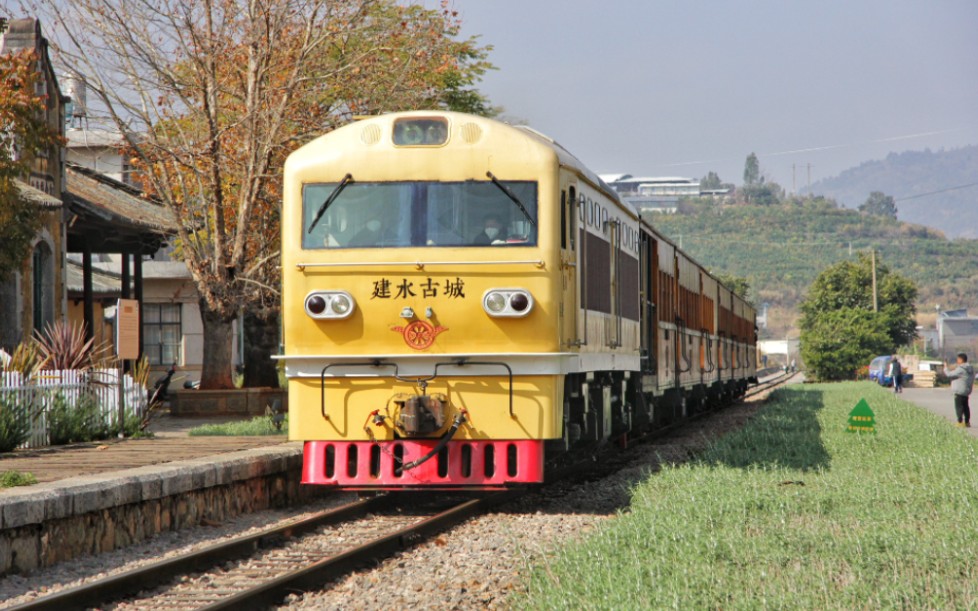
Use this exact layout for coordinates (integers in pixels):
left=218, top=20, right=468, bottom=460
left=279, top=111, right=756, bottom=488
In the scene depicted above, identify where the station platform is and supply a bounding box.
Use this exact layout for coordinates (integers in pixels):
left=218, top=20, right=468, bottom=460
left=0, top=415, right=290, bottom=484
left=899, top=387, right=978, bottom=437
left=0, top=414, right=311, bottom=575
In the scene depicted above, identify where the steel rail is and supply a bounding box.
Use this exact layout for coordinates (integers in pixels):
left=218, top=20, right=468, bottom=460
left=742, top=371, right=796, bottom=400
left=198, top=492, right=518, bottom=610
left=7, top=496, right=388, bottom=611
left=11, top=375, right=786, bottom=611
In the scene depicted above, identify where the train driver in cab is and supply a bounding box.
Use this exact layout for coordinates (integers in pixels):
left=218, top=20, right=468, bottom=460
left=472, top=213, right=508, bottom=245
left=348, top=196, right=405, bottom=247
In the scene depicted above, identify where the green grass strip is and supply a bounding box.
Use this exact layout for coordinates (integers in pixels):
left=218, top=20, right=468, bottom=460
left=0, top=470, right=38, bottom=488
left=517, top=382, right=978, bottom=610
left=187, top=415, right=286, bottom=437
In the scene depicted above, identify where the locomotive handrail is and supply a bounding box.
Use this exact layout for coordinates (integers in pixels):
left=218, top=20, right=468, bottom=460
left=675, top=316, right=692, bottom=374
left=318, top=361, right=398, bottom=420
left=717, top=331, right=728, bottom=373
left=436, top=360, right=515, bottom=418
left=296, top=259, right=545, bottom=271
left=277, top=351, right=577, bottom=361
left=317, top=358, right=515, bottom=421
left=701, top=328, right=716, bottom=373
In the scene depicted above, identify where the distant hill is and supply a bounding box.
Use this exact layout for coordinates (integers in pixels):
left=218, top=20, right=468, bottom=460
left=646, top=201, right=978, bottom=337
left=808, top=146, right=978, bottom=238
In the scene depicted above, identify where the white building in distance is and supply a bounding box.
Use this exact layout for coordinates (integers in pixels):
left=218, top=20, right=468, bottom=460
left=600, top=174, right=731, bottom=214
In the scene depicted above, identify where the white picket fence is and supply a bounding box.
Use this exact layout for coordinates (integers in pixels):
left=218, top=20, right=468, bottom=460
left=0, top=369, right=148, bottom=448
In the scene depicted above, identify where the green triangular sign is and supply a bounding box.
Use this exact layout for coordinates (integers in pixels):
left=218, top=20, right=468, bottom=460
left=847, top=398, right=876, bottom=433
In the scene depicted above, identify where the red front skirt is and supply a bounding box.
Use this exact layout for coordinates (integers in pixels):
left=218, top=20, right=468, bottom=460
left=302, top=439, right=544, bottom=488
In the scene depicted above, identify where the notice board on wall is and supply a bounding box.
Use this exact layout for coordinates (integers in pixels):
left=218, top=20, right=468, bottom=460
left=116, top=298, right=140, bottom=360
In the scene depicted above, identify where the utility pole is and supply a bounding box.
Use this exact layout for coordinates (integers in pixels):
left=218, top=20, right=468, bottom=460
left=871, top=248, right=878, bottom=312
left=807, top=163, right=812, bottom=192
left=792, top=164, right=796, bottom=194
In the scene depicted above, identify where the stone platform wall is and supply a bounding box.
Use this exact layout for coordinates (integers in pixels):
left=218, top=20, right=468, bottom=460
left=0, top=445, right=318, bottom=575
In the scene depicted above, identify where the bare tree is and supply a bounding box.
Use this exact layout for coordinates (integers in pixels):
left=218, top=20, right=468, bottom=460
left=29, top=0, right=492, bottom=388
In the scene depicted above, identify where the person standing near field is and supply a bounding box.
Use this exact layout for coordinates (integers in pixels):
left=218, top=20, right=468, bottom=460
left=889, top=357, right=903, bottom=393
left=944, top=353, right=975, bottom=427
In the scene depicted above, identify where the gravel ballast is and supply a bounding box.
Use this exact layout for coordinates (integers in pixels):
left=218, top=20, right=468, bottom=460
left=282, top=394, right=774, bottom=610
left=0, top=383, right=783, bottom=610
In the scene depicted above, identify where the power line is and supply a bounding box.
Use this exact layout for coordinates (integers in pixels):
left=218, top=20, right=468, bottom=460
left=895, top=181, right=978, bottom=202
left=674, top=234, right=950, bottom=247
left=652, top=127, right=976, bottom=169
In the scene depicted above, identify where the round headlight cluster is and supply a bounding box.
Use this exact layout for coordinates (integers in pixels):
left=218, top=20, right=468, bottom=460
left=331, top=293, right=352, bottom=315
left=482, top=289, right=534, bottom=318
left=485, top=292, right=508, bottom=314
left=306, top=295, right=327, bottom=315
left=305, top=291, right=356, bottom=320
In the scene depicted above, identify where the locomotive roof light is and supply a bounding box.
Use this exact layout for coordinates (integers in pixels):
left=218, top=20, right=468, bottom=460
left=482, top=289, right=534, bottom=318
left=305, top=290, right=356, bottom=320
left=392, top=117, right=449, bottom=146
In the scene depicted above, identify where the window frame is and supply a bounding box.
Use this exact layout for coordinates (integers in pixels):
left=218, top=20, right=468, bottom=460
left=301, top=180, right=539, bottom=250
left=142, top=303, right=182, bottom=366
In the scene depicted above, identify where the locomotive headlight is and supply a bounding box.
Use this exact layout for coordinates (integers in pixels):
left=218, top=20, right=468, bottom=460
left=509, top=292, right=530, bottom=312
left=330, top=293, right=352, bottom=315
left=305, top=290, right=356, bottom=320
left=483, top=289, right=534, bottom=318
left=306, top=295, right=327, bottom=315
left=485, top=292, right=507, bottom=314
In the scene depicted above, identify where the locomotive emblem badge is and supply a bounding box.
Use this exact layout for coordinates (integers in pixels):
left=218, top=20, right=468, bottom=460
left=391, top=320, right=448, bottom=350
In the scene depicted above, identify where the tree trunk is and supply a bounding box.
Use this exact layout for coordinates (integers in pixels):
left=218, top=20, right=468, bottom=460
left=243, top=307, right=280, bottom=388
left=199, top=299, right=235, bottom=389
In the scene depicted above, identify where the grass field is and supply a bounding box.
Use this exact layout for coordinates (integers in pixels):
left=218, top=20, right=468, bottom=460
left=517, top=383, right=978, bottom=610
left=187, top=415, right=286, bottom=436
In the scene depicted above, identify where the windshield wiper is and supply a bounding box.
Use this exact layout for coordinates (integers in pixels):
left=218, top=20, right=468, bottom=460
left=485, top=171, right=537, bottom=228
left=307, top=173, right=354, bottom=234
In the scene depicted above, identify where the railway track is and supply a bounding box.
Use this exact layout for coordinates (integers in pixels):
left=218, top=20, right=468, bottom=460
left=9, top=491, right=518, bottom=611
left=10, top=375, right=792, bottom=611
left=743, top=370, right=797, bottom=401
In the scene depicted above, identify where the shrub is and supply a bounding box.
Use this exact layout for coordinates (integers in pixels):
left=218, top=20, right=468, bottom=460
left=34, top=319, right=113, bottom=371
left=0, top=394, right=30, bottom=453
left=0, top=470, right=37, bottom=488
left=47, top=392, right=110, bottom=444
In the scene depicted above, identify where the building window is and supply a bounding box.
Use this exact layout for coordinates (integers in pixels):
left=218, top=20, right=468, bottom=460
left=143, top=303, right=182, bottom=365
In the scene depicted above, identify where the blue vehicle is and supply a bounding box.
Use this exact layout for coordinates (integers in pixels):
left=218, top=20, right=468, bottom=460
left=869, top=356, right=894, bottom=386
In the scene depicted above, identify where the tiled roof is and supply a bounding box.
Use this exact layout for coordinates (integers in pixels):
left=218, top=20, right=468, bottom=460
left=66, top=259, right=120, bottom=295
left=65, top=163, right=178, bottom=233
left=14, top=179, right=62, bottom=208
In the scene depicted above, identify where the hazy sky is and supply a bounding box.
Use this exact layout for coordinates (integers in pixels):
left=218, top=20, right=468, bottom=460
left=448, top=0, right=978, bottom=190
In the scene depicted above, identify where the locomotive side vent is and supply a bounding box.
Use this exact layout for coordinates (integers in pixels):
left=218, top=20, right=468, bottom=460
left=369, top=444, right=381, bottom=478
left=437, top=446, right=450, bottom=478
left=460, top=122, right=482, bottom=144
left=461, top=443, right=473, bottom=478
left=347, top=445, right=359, bottom=478
left=393, top=444, right=405, bottom=477
left=507, top=443, right=518, bottom=477
left=484, top=445, right=495, bottom=478
left=324, top=445, right=335, bottom=479
left=361, top=124, right=382, bottom=145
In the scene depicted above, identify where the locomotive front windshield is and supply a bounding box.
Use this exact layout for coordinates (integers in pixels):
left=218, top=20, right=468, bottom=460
left=302, top=181, right=537, bottom=249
